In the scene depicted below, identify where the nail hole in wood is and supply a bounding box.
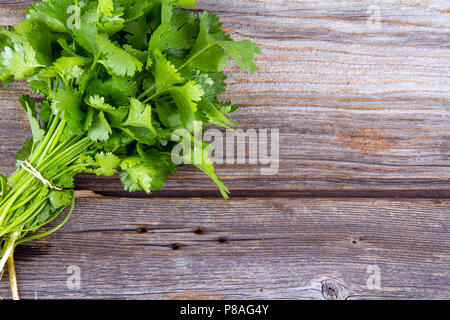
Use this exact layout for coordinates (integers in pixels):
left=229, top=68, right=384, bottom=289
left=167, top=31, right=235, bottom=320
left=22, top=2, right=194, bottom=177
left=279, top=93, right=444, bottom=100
left=218, top=237, right=228, bottom=244
left=170, top=243, right=181, bottom=250
left=194, top=226, right=205, bottom=235
left=137, top=226, right=148, bottom=233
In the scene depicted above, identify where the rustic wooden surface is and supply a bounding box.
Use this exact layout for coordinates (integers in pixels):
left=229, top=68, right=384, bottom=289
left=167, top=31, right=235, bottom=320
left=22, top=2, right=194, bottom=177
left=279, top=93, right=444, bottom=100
left=0, top=0, right=449, bottom=299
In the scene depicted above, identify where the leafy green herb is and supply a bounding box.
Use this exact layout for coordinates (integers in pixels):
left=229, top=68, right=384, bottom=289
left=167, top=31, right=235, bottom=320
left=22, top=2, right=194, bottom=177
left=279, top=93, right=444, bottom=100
left=0, top=0, right=260, bottom=298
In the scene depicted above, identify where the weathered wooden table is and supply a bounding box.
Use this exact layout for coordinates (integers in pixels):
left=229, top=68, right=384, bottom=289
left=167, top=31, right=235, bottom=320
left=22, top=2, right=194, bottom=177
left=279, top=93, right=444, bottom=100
left=0, top=0, right=449, bottom=299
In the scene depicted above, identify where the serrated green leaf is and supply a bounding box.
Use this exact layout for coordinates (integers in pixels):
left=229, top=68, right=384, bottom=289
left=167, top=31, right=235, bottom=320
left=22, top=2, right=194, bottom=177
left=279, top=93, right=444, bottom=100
left=96, top=34, right=143, bottom=76
left=49, top=189, right=73, bottom=209
left=16, top=138, right=33, bottom=161
left=98, top=9, right=126, bottom=35
left=171, top=137, right=229, bottom=198
left=215, top=39, right=261, bottom=74
left=119, top=149, right=176, bottom=193
left=26, top=0, right=73, bottom=33
left=94, top=152, right=121, bottom=176
left=87, top=95, right=116, bottom=111
left=169, top=80, right=204, bottom=129
left=49, top=87, right=83, bottom=135
left=98, top=0, right=114, bottom=17
left=124, top=16, right=148, bottom=50
left=152, top=48, right=184, bottom=92
left=19, top=95, right=45, bottom=142
left=188, top=11, right=261, bottom=73
left=0, top=31, right=42, bottom=79
left=148, top=1, right=197, bottom=53
left=123, top=98, right=156, bottom=134
left=72, top=21, right=98, bottom=53
left=52, top=56, right=89, bottom=81
left=88, top=111, right=112, bottom=142
left=14, top=21, right=53, bottom=66
left=196, top=99, right=236, bottom=129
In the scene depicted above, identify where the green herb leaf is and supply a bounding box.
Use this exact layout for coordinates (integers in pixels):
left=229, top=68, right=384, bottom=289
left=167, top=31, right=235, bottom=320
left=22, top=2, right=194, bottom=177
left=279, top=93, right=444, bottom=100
left=96, top=34, right=143, bottom=76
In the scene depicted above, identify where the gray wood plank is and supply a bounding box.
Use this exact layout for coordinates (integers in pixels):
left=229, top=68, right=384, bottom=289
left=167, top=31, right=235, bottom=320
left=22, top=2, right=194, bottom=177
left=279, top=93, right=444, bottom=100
left=0, top=0, right=449, bottom=301
left=0, top=0, right=449, bottom=197
left=0, top=194, right=448, bottom=299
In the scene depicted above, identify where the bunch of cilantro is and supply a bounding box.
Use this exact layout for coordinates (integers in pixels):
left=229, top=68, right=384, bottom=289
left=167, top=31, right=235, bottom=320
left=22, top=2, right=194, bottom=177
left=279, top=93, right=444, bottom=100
left=0, top=0, right=260, bottom=298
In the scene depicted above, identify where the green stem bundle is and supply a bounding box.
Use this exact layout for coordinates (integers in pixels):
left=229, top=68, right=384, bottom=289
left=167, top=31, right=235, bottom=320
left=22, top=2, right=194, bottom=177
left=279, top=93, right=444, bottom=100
left=0, top=115, right=93, bottom=293
left=0, top=0, right=260, bottom=299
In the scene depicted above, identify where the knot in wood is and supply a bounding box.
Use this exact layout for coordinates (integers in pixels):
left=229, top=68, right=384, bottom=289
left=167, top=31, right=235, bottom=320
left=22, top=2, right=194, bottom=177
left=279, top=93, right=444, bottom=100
left=321, top=278, right=349, bottom=300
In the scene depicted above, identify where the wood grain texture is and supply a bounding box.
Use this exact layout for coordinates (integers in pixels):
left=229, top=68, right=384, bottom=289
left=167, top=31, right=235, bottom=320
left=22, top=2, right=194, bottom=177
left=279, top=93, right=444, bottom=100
left=1, top=0, right=449, bottom=197
left=0, top=0, right=449, bottom=300
left=0, top=195, right=448, bottom=300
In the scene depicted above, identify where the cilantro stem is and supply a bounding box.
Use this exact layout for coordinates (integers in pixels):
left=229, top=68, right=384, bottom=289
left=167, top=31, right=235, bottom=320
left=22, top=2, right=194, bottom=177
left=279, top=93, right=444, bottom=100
left=29, top=114, right=60, bottom=164
left=0, top=231, right=18, bottom=275
left=138, top=44, right=216, bottom=103
left=142, top=88, right=170, bottom=104
left=15, top=198, right=75, bottom=247
left=137, top=84, right=156, bottom=100
left=7, top=254, right=19, bottom=300
left=0, top=114, right=92, bottom=243
left=178, top=44, right=215, bottom=71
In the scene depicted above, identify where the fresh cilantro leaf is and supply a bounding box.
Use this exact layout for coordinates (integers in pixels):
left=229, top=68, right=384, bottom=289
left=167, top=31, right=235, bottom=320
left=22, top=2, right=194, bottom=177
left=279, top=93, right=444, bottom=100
left=87, top=95, right=116, bottom=111
left=26, top=0, right=73, bottom=33
left=169, top=80, right=204, bottom=129
left=121, top=127, right=156, bottom=146
left=52, top=56, right=90, bottom=82
left=49, top=189, right=73, bottom=209
left=93, top=152, right=121, bottom=176
left=86, top=76, right=137, bottom=107
left=124, top=16, right=149, bottom=50
left=196, top=99, right=236, bottom=130
left=117, top=0, right=151, bottom=21
left=96, top=34, right=143, bottom=76
left=16, top=138, right=33, bottom=161
left=148, top=0, right=197, bottom=54
left=123, top=98, right=156, bottom=134
left=155, top=101, right=182, bottom=128
left=19, top=95, right=45, bottom=142
left=98, top=0, right=114, bottom=17
left=0, top=31, right=42, bottom=80
left=78, top=151, right=121, bottom=176
left=119, top=149, right=176, bottom=193
left=123, top=44, right=148, bottom=64
left=188, top=11, right=261, bottom=73
left=49, top=87, right=84, bottom=135
left=14, top=21, right=53, bottom=66
left=72, top=21, right=98, bottom=53
left=88, top=111, right=112, bottom=142
left=0, top=54, right=12, bottom=84
left=152, top=48, right=184, bottom=91
left=98, top=8, right=126, bottom=35
left=191, top=70, right=227, bottom=102
left=185, top=11, right=228, bottom=72
left=171, top=137, right=229, bottom=198
left=215, top=39, right=261, bottom=74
